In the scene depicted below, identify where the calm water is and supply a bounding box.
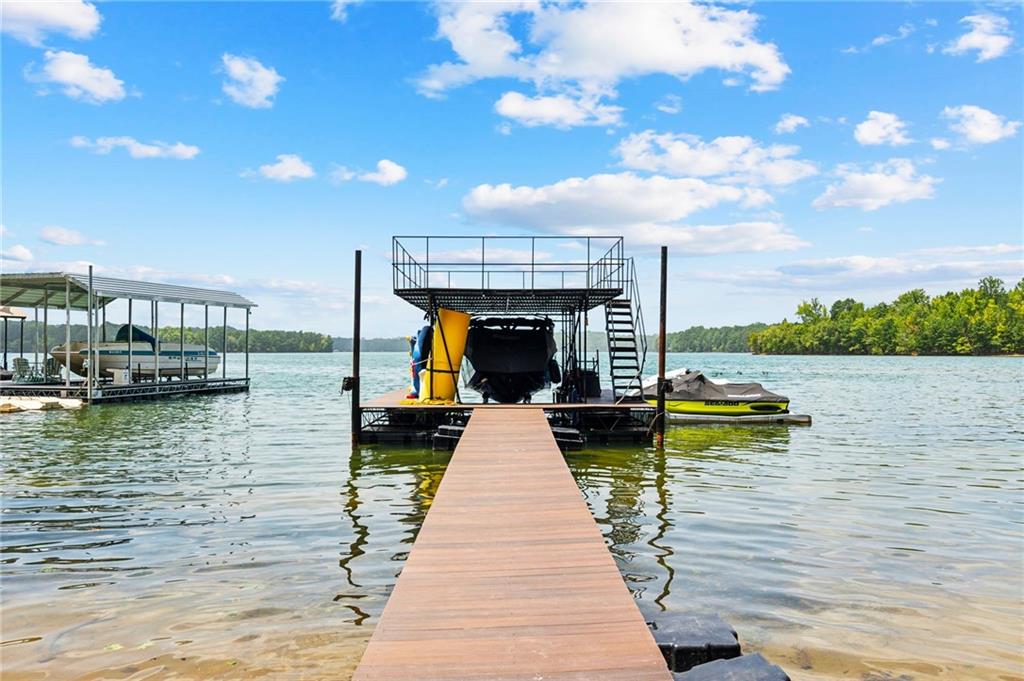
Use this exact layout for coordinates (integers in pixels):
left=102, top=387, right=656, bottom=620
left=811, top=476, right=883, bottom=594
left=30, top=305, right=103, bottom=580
left=2, top=353, right=1022, bottom=680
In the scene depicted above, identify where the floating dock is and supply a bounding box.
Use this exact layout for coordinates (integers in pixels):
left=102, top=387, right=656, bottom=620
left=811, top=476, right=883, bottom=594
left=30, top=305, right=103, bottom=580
left=353, top=407, right=671, bottom=680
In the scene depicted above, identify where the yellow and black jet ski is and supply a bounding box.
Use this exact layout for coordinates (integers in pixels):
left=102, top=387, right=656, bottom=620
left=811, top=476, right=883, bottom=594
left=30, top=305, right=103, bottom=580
left=643, top=370, right=789, bottom=416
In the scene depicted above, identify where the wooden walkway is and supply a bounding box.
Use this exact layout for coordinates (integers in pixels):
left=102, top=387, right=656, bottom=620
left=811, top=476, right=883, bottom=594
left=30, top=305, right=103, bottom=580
left=352, top=408, right=670, bottom=680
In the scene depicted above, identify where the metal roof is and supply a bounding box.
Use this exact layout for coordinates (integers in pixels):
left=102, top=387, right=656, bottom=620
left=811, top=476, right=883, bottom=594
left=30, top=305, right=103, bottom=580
left=0, top=272, right=256, bottom=310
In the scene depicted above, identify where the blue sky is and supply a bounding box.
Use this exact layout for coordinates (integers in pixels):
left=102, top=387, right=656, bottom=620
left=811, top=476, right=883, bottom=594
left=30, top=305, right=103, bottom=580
left=2, top=1, right=1022, bottom=336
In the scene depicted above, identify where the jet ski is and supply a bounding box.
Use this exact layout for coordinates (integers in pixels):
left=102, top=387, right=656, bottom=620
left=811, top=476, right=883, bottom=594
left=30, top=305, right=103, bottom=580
left=643, top=370, right=789, bottom=415
left=464, top=317, right=558, bottom=403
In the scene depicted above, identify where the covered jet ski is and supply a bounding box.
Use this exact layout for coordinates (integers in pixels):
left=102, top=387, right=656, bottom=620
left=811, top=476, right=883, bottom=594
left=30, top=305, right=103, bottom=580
left=464, top=317, right=558, bottom=403
left=644, top=370, right=789, bottom=415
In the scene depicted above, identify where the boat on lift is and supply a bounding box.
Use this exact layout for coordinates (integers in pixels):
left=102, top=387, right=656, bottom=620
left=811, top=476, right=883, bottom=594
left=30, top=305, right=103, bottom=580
left=51, top=324, right=220, bottom=378
left=642, top=369, right=790, bottom=416
left=463, top=317, right=559, bottom=403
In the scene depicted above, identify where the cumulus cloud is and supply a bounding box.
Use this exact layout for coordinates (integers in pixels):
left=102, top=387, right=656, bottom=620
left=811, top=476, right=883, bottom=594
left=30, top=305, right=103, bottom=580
left=221, top=54, right=283, bottom=108
left=1, top=0, right=101, bottom=45
left=419, top=2, right=789, bottom=128
left=1, top=244, right=34, bottom=262
left=930, top=138, right=951, bottom=150
left=616, top=131, right=817, bottom=186
left=357, top=159, right=408, bottom=186
left=943, top=14, right=1014, bottom=62
left=247, top=154, right=315, bottom=182
left=40, top=225, right=104, bottom=246
left=941, top=105, right=1021, bottom=144
left=70, top=135, right=200, bottom=159
left=329, top=0, right=363, bottom=22
left=26, top=50, right=125, bottom=104
left=774, top=113, right=809, bottom=134
left=463, top=172, right=774, bottom=234
left=813, top=159, right=938, bottom=211
left=330, top=159, right=408, bottom=186
left=495, top=91, right=622, bottom=128
left=854, top=111, right=912, bottom=146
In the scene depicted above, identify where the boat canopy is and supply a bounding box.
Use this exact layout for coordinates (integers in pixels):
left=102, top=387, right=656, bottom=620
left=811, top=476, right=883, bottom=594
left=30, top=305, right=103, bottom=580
left=647, top=371, right=789, bottom=404
left=114, top=324, right=157, bottom=347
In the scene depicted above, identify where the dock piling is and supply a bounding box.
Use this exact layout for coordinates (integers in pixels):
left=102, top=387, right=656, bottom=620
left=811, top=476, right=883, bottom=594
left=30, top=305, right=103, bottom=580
left=351, top=249, right=362, bottom=446
left=656, top=246, right=668, bottom=448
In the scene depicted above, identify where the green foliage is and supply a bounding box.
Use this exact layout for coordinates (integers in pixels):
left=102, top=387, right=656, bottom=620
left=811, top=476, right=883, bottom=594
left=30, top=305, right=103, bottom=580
left=2, top=323, right=334, bottom=353
left=663, top=323, right=768, bottom=353
left=749, top=278, right=1024, bottom=356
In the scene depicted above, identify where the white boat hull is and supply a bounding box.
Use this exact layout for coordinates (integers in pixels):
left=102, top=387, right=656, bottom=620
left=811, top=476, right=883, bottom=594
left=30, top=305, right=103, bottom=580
left=51, top=342, right=221, bottom=378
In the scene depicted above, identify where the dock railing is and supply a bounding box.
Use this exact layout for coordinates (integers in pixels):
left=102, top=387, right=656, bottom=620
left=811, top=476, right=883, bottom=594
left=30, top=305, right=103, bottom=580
left=393, top=236, right=627, bottom=293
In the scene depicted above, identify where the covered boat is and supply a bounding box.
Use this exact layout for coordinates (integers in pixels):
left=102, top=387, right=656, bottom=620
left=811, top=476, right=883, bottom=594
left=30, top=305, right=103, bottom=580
left=51, top=324, right=220, bottom=379
left=644, top=370, right=789, bottom=415
left=464, top=317, right=558, bottom=403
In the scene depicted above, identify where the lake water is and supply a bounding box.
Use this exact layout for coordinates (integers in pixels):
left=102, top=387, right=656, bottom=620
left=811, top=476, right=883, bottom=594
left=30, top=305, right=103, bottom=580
left=2, top=353, right=1022, bottom=680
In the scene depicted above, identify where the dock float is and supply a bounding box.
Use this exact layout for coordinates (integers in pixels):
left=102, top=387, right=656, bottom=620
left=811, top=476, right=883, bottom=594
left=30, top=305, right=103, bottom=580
left=352, top=407, right=671, bottom=680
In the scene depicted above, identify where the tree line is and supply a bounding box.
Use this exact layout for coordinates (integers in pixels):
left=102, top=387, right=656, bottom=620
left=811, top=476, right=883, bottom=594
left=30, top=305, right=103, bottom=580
left=0, top=323, right=334, bottom=353
left=749, top=277, right=1024, bottom=356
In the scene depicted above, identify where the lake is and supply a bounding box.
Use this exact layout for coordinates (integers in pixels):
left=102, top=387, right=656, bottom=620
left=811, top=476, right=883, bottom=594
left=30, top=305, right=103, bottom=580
left=2, top=353, right=1021, bottom=679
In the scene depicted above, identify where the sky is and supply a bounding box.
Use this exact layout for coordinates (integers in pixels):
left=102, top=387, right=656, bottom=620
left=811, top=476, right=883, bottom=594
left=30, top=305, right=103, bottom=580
left=1, top=0, right=1022, bottom=337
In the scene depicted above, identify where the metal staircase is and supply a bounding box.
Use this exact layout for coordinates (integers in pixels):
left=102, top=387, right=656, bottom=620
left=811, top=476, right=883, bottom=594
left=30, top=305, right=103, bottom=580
left=604, top=259, right=647, bottom=401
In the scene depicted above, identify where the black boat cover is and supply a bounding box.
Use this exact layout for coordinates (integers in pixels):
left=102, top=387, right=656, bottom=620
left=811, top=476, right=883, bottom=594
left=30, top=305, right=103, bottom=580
left=646, top=371, right=789, bottom=404
left=464, top=317, right=557, bottom=403
left=114, top=324, right=157, bottom=347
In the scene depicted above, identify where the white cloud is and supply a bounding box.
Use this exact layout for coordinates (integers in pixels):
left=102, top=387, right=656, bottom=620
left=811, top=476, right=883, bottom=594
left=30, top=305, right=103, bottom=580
left=329, top=0, right=363, bottom=22
left=426, top=177, right=449, bottom=189
left=854, top=111, right=912, bottom=146
left=655, top=94, right=682, bottom=115
left=941, top=105, right=1021, bottom=144
left=919, top=243, right=1022, bottom=256
left=943, top=14, right=1014, bottom=62
left=70, top=135, right=200, bottom=159
left=496, top=122, right=513, bottom=136
left=26, top=50, right=125, bottom=104
left=463, top=172, right=773, bottom=234
left=220, top=54, right=283, bottom=108
left=1, top=0, right=100, bottom=45
left=419, top=2, right=789, bottom=128
left=1, top=244, right=34, bottom=262
left=358, top=159, right=407, bottom=186
left=40, top=225, right=103, bottom=246
left=616, top=131, right=817, bottom=186
left=813, top=159, right=938, bottom=212
left=697, top=247, right=1023, bottom=291
left=774, top=113, right=809, bottom=134
left=495, top=91, right=622, bottom=128
left=930, top=138, right=951, bottom=150
left=330, top=159, right=408, bottom=186
left=871, top=22, right=915, bottom=47
left=249, top=154, right=315, bottom=182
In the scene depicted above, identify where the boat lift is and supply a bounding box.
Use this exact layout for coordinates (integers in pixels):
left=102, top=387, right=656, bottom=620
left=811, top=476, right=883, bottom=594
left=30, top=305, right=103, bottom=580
left=0, top=268, right=256, bottom=403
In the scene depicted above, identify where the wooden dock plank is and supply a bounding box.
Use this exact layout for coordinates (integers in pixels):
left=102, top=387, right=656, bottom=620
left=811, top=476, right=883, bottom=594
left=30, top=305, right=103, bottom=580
left=352, top=408, right=670, bottom=681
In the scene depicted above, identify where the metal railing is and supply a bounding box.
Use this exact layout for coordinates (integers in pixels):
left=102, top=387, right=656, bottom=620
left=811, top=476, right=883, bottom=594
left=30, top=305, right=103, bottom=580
left=393, top=236, right=627, bottom=292
left=614, top=257, right=648, bottom=402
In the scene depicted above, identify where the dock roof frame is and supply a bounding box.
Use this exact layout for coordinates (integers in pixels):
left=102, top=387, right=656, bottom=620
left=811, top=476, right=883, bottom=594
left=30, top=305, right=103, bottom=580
left=0, top=272, right=256, bottom=311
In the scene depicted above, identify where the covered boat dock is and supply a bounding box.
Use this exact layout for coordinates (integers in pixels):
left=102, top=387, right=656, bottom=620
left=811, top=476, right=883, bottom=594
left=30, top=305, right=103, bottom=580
left=0, top=269, right=256, bottom=403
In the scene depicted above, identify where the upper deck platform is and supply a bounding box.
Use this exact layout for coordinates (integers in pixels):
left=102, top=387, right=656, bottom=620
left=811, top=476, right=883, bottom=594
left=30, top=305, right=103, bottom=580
left=392, top=236, right=626, bottom=314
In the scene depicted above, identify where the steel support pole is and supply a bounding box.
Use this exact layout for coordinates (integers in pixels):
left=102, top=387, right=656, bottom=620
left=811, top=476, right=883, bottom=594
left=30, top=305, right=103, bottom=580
left=64, top=278, right=70, bottom=387
left=154, top=301, right=160, bottom=383
left=43, top=287, right=48, bottom=372
left=351, top=250, right=362, bottom=446
left=101, top=304, right=106, bottom=342
left=656, top=246, right=668, bottom=449
left=244, top=308, right=250, bottom=380
left=180, top=302, right=185, bottom=381
left=204, top=305, right=209, bottom=380
left=3, top=318, right=7, bottom=369
left=87, top=266, right=93, bottom=398
left=127, top=298, right=133, bottom=383
left=222, top=307, right=227, bottom=379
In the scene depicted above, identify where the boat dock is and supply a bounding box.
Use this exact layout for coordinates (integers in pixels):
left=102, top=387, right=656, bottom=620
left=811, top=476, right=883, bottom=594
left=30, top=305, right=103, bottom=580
left=0, top=270, right=255, bottom=404
left=353, top=407, right=671, bottom=680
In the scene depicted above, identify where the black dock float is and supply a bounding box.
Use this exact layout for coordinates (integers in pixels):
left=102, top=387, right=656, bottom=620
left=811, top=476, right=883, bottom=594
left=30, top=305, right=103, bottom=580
left=649, top=614, right=740, bottom=672
left=676, top=653, right=790, bottom=681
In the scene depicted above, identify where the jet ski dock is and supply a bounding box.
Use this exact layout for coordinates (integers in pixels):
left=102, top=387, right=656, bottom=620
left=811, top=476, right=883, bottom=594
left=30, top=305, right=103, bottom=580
left=0, top=270, right=256, bottom=404
left=349, top=236, right=658, bottom=447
